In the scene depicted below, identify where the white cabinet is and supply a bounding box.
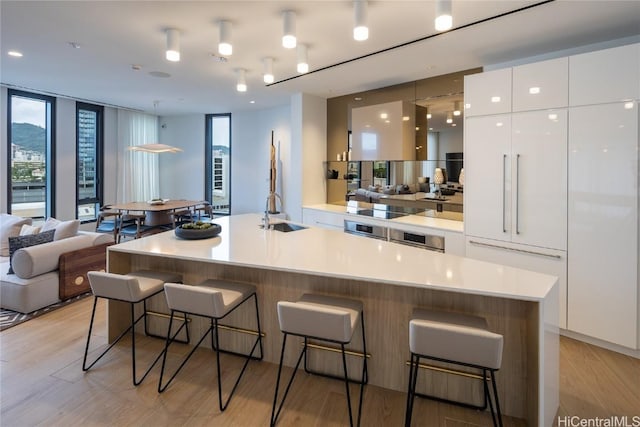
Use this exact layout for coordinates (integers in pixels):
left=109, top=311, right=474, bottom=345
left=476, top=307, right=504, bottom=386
left=466, top=237, right=567, bottom=329
left=464, top=68, right=512, bottom=117
left=464, top=114, right=512, bottom=242
left=302, top=208, right=345, bottom=230
left=567, top=102, right=638, bottom=349
left=513, top=57, right=568, bottom=112
left=465, top=110, right=567, bottom=250
left=570, top=43, right=640, bottom=106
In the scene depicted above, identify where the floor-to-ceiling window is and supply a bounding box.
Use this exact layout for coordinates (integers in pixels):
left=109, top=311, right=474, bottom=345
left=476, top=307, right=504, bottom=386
left=7, top=90, right=56, bottom=219
left=205, top=114, right=231, bottom=215
left=76, top=102, right=103, bottom=221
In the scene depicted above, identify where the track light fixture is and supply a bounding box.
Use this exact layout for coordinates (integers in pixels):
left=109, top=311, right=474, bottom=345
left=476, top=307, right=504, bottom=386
left=263, top=57, right=275, bottom=84
left=435, top=0, right=453, bottom=31
left=236, top=68, right=247, bottom=92
left=353, top=0, right=369, bottom=41
left=218, top=21, right=232, bottom=56
left=297, top=44, right=308, bottom=73
left=165, top=28, right=180, bottom=62
left=282, top=11, right=297, bottom=49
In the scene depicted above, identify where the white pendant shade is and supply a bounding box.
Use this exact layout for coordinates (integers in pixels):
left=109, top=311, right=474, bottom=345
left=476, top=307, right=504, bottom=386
left=353, top=0, right=369, bottom=41
left=165, top=28, right=180, bottom=62
left=282, top=11, right=297, bottom=49
left=263, top=57, right=274, bottom=84
left=236, top=68, right=247, bottom=92
left=435, top=0, right=453, bottom=31
left=218, top=20, right=232, bottom=56
left=297, top=44, right=308, bottom=73
left=128, top=144, right=182, bottom=153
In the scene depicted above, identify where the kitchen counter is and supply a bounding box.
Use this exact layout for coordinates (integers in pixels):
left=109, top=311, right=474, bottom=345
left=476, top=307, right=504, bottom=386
left=107, top=213, right=559, bottom=426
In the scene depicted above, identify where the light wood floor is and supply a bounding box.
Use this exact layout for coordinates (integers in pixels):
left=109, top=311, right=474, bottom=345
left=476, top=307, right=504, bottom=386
left=0, top=297, right=638, bottom=426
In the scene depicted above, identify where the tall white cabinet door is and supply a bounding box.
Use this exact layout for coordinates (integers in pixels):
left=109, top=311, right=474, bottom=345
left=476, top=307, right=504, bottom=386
left=568, top=102, right=638, bottom=349
left=464, top=68, right=512, bottom=117
left=570, top=43, right=640, bottom=106
left=512, top=57, right=568, bottom=112
left=511, top=110, right=567, bottom=250
left=464, top=115, right=512, bottom=241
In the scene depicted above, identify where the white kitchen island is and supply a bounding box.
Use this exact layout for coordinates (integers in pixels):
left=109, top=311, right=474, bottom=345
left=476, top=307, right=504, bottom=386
left=107, top=213, right=559, bottom=426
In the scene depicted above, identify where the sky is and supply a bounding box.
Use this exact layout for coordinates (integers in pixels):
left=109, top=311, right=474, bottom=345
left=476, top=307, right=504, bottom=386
left=11, top=96, right=46, bottom=128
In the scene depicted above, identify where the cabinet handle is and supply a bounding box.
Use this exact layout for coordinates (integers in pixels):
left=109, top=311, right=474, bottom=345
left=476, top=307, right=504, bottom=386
left=515, top=153, right=520, bottom=235
left=502, top=154, right=507, bottom=233
left=468, top=240, right=562, bottom=259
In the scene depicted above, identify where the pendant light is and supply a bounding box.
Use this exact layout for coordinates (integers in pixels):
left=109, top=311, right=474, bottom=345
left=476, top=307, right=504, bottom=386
left=165, top=28, right=180, bottom=62
left=218, top=21, right=232, bottom=56
left=446, top=112, right=453, bottom=124
left=263, top=57, right=275, bottom=84
left=282, top=11, right=297, bottom=49
left=435, top=0, right=453, bottom=32
left=236, top=68, right=247, bottom=92
left=297, top=44, right=308, bottom=74
left=353, top=0, right=369, bottom=41
left=453, top=101, right=462, bottom=116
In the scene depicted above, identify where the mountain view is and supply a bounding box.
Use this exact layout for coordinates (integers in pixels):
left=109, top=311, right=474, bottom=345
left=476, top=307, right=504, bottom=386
left=11, top=122, right=45, bottom=153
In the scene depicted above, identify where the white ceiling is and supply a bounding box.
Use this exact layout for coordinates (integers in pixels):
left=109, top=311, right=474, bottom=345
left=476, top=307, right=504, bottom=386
left=1, top=1, right=639, bottom=116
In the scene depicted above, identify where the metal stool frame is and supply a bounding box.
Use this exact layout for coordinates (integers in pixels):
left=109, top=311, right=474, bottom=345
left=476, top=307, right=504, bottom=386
left=270, top=310, right=367, bottom=427
left=82, top=290, right=189, bottom=386
left=404, top=351, right=503, bottom=427
left=157, top=291, right=263, bottom=412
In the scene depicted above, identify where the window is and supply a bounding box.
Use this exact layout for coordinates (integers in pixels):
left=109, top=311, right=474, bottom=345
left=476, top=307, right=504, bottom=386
left=7, top=90, right=56, bottom=219
left=205, top=114, right=231, bottom=216
left=76, top=102, right=104, bottom=221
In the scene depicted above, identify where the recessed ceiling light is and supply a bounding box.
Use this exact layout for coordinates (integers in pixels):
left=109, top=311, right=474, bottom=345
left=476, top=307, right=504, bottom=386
left=68, top=42, right=81, bottom=49
left=131, top=64, right=142, bottom=71
left=149, top=71, right=171, bottom=78
left=250, top=100, right=256, bottom=104
left=354, top=97, right=362, bottom=101
left=8, top=51, right=23, bottom=57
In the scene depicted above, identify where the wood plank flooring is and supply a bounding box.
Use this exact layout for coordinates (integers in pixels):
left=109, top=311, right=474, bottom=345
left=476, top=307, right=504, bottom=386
left=1, top=297, right=638, bottom=426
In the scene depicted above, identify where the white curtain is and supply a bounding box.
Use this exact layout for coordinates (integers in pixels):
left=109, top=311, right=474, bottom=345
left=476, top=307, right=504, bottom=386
left=117, top=110, right=159, bottom=202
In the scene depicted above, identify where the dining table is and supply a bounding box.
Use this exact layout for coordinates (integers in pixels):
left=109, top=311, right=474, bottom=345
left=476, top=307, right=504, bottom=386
left=108, top=199, right=204, bottom=227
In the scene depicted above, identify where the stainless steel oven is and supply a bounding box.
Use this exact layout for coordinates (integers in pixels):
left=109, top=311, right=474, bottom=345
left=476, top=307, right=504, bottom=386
left=388, top=228, right=445, bottom=253
left=344, top=220, right=387, bottom=240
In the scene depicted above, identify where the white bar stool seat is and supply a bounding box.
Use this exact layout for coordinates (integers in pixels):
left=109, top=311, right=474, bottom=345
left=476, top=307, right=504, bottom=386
left=405, top=308, right=504, bottom=427
left=158, top=279, right=263, bottom=412
left=271, top=293, right=368, bottom=427
left=83, top=270, right=183, bottom=386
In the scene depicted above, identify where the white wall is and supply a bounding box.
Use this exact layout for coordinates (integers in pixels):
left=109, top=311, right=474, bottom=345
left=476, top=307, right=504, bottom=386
left=158, top=114, right=206, bottom=201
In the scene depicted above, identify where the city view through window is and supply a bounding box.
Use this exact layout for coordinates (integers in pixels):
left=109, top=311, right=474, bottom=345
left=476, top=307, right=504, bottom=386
left=9, top=92, right=53, bottom=219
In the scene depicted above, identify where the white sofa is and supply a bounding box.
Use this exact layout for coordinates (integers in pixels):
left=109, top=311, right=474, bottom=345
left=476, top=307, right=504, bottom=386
left=1, top=214, right=114, bottom=313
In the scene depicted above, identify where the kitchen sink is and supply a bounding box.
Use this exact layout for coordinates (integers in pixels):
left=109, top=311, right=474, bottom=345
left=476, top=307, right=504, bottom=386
left=269, top=222, right=308, bottom=232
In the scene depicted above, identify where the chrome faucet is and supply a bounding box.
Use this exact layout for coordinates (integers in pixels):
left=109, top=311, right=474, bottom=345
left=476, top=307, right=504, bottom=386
left=263, top=192, right=282, bottom=229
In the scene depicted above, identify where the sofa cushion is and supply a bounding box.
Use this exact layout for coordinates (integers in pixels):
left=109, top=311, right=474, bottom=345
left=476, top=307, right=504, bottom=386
left=1, top=214, right=33, bottom=257
left=20, top=224, right=42, bottom=235
left=11, top=234, right=97, bottom=279
left=7, top=230, right=56, bottom=274
left=41, top=217, right=80, bottom=241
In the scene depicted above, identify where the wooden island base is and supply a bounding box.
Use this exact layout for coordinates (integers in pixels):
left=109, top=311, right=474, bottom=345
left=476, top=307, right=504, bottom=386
left=108, top=251, right=553, bottom=426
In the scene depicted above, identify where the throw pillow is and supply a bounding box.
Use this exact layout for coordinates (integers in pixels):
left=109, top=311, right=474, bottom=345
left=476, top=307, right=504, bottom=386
left=20, top=224, right=42, bottom=235
left=39, top=217, right=80, bottom=240
left=0, top=213, right=33, bottom=257
left=6, top=229, right=55, bottom=274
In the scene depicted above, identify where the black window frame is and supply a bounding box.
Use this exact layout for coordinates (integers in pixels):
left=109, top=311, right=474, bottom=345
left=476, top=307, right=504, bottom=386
left=205, top=113, right=231, bottom=215
left=6, top=89, right=56, bottom=218
left=75, top=102, right=104, bottom=222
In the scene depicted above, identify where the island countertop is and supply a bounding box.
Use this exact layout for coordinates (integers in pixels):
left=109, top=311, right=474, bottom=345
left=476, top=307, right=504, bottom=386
left=109, top=213, right=556, bottom=302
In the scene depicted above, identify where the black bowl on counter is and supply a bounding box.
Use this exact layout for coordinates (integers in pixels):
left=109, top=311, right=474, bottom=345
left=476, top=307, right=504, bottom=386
left=175, top=223, right=222, bottom=240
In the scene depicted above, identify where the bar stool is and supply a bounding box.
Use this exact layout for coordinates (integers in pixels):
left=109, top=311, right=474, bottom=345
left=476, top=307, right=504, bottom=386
left=405, top=308, right=504, bottom=427
left=158, top=279, right=263, bottom=412
left=271, top=294, right=368, bottom=427
left=83, top=270, right=185, bottom=386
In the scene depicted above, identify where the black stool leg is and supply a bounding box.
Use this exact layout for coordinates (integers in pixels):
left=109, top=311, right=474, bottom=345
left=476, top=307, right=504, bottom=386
left=270, top=333, right=306, bottom=426
left=490, top=370, right=503, bottom=427
left=340, top=343, right=355, bottom=427
left=404, top=353, right=419, bottom=427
